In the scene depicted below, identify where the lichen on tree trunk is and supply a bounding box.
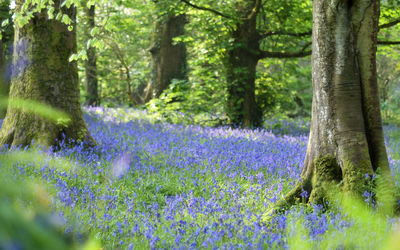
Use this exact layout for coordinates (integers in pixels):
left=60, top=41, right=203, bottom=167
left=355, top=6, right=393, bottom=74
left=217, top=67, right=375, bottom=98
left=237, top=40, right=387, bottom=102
left=272, top=0, right=394, bottom=212
left=0, top=0, right=95, bottom=148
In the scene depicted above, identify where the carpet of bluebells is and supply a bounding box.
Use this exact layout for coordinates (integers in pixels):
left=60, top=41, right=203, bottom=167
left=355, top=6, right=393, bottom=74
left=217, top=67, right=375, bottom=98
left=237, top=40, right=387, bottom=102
left=3, top=107, right=400, bottom=249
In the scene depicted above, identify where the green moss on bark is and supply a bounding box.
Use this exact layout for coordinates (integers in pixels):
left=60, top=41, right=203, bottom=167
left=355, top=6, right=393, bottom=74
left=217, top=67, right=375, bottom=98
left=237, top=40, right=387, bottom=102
left=341, top=159, right=372, bottom=196
left=309, top=155, right=342, bottom=204
left=0, top=1, right=95, bottom=148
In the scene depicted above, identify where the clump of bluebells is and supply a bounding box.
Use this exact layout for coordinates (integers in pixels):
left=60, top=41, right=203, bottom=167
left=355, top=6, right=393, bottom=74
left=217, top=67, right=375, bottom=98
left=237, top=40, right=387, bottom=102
left=2, top=107, right=400, bottom=249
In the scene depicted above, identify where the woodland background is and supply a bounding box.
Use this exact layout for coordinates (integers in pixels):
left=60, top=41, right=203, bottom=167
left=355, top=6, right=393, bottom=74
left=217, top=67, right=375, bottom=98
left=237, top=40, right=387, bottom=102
left=0, top=0, right=397, bottom=127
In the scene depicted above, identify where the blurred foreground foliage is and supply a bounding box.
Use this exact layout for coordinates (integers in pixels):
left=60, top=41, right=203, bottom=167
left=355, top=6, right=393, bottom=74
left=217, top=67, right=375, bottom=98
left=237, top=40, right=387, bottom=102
left=0, top=150, right=100, bottom=250
left=0, top=98, right=98, bottom=249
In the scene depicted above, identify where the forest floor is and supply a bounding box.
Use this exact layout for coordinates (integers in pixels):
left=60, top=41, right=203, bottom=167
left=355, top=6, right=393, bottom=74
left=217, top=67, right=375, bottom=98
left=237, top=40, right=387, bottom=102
left=2, top=107, right=400, bottom=249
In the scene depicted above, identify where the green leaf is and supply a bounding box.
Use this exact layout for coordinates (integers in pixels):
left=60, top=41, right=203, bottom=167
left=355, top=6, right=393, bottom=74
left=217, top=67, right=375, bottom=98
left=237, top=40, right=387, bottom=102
left=47, top=7, right=55, bottom=19
left=55, top=13, right=62, bottom=21
left=61, top=14, right=71, bottom=25
left=69, top=53, right=77, bottom=62
left=1, top=19, right=9, bottom=27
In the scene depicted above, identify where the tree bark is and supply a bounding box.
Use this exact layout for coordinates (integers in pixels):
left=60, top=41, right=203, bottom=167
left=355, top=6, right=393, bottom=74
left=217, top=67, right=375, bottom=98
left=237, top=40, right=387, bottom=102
left=84, top=4, right=99, bottom=106
left=275, top=0, right=393, bottom=209
left=0, top=0, right=95, bottom=147
left=148, top=14, right=187, bottom=100
left=225, top=12, right=262, bottom=128
left=0, top=0, right=13, bottom=117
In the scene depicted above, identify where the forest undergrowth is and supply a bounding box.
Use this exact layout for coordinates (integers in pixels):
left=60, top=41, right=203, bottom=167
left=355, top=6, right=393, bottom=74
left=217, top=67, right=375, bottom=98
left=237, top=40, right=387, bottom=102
left=1, top=107, right=400, bottom=249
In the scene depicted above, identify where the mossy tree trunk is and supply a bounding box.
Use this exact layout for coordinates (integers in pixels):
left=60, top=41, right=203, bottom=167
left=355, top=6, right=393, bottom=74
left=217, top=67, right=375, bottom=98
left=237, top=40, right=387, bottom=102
left=0, top=0, right=13, bottom=117
left=0, top=0, right=95, bottom=147
left=225, top=3, right=262, bottom=128
left=84, top=3, right=99, bottom=106
left=276, top=0, right=393, bottom=209
left=147, top=14, right=187, bottom=100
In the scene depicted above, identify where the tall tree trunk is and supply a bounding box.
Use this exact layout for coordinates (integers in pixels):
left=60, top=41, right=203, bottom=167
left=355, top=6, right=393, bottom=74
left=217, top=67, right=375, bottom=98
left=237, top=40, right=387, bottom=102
left=275, top=0, right=393, bottom=209
left=0, top=1, right=95, bottom=147
left=0, top=0, right=13, bottom=117
left=84, top=4, right=99, bottom=106
left=225, top=16, right=262, bottom=128
left=147, top=14, right=187, bottom=100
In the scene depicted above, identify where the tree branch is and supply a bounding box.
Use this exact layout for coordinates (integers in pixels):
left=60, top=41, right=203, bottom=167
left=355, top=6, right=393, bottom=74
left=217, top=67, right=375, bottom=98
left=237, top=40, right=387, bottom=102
left=246, top=0, right=262, bottom=20
left=377, top=40, right=400, bottom=45
left=262, top=30, right=312, bottom=38
left=179, top=0, right=232, bottom=19
left=260, top=17, right=399, bottom=39
left=180, top=0, right=263, bottom=21
left=258, top=42, right=311, bottom=59
left=379, top=18, right=400, bottom=30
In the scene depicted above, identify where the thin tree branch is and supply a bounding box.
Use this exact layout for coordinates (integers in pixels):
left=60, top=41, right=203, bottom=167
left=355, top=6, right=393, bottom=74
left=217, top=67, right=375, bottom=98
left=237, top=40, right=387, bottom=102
left=179, top=0, right=232, bottom=19
left=257, top=39, right=398, bottom=59
left=262, top=30, right=312, bottom=38
left=180, top=0, right=262, bottom=21
left=246, top=0, right=262, bottom=20
left=377, top=40, right=400, bottom=45
left=258, top=42, right=311, bottom=59
left=379, top=18, right=400, bottom=30
left=259, top=17, right=399, bottom=39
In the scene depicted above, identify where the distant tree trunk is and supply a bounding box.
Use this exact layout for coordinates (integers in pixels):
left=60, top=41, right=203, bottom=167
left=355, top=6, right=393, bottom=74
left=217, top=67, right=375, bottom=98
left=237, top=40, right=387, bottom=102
left=173, top=0, right=313, bottom=128
left=0, top=0, right=13, bottom=117
left=0, top=0, right=95, bottom=147
left=275, top=0, right=393, bottom=209
left=84, top=4, right=99, bottom=106
left=147, top=14, right=187, bottom=100
left=225, top=11, right=262, bottom=128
